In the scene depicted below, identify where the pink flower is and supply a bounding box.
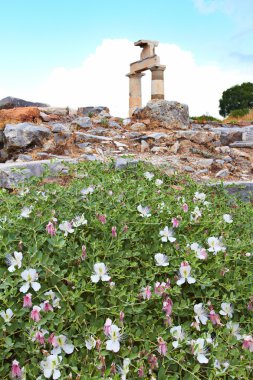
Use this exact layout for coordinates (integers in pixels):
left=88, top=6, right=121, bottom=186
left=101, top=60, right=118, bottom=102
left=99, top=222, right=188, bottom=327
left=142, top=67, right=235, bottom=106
left=172, top=217, right=180, bottom=228
left=97, top=214, right=107, bottom=224
left=23, top=293, right=32, bottom=308
left=163, top=297, right=173, bottom=316
left=41, top=300, right=53, bottom=312
left=209, top=309, right=221, bottom=325
left=81, top=245, right=87, bottom=260
left=110, top=362, right=117, bottom=375
left=46, top=221, right=56, bottom=236
left=148, top=354, right=158, bottom=370
left=142, top=286, right=151, bottom=300
left=96, top=339, right=102, bottom=351
left=138, top=366, right=145, bottom=377
left=120, top=311, right=124, bottom=323
left=48, top=333, right=56, bottom=345
left=11, top=360, right=22, bottom=378
left=154, top=280, right=170, bottom=295
left=104, top=318, right=112, bottom=336
left=111, top=226, right=117, bottom=238
left=182, top=203, right=189, bottom=212
left=158, top=337, right=167, bottom=356
left=30, top=306, right=41, bottom=322
left=35, top=331, right=46, bottom=345
left=242, top=335, right=253, bottom=352
left=123, top=225, right=128, bottom=233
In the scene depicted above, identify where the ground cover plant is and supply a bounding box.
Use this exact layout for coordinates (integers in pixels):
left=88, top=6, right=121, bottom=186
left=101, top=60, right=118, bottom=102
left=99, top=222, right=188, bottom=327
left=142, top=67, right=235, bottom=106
left=0, top=161, right=252, bottom=379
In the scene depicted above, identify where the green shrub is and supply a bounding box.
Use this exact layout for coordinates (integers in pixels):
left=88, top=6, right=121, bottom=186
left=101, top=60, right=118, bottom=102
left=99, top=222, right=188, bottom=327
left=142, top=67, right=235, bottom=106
left=0, top=162, right=252, bottom=379
left=191, top=115, right=222, bottom=123
left=229, top=108, right=249, bottom=118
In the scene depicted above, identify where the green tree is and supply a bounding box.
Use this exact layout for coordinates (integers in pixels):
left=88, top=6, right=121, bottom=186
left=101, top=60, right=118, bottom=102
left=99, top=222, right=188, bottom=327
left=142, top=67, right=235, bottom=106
left=219, top=82, right=253, bottom=117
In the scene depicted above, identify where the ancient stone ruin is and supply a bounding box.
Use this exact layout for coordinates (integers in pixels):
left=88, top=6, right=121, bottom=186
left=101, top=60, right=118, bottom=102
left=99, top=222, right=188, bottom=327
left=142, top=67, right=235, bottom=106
left=126, top=40, right=166, bottom=116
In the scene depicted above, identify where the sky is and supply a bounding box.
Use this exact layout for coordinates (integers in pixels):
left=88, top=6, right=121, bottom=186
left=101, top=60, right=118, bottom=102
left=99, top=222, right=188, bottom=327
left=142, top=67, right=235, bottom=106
left=0, top=0, right=252, bottom=117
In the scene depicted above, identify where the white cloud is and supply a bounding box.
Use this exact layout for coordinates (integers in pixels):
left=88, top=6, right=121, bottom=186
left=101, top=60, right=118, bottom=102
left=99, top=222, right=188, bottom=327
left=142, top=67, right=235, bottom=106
left=34, top=38, right=251, bottom=117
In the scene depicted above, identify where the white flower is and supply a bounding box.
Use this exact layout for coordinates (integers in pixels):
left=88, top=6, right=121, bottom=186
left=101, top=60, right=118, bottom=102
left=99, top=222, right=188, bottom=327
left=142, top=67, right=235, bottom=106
left=144, top=172, right=154, bottom=181
left=159, top=226, right=176, bottom=243
left=20, top=206, right=33, bottom=218
left=118, top=358, right=130, bottom=380
left=170, top=326, right=184, bottom=348
left=155, top=179, right=163, bottom=187
left=91, top=263, right=111, bottom=283
left=190, top=206, right=202, bottom=222
left=193, top=338, right=208, bottom=363
left=59, top=221, right=74, bottom=236
left=194, top=303, right=208, bottom=325
left=40, top=354, right=62, bottom=379
left=80, top=186, right=94, bottom=196
left=223, top=214, right=233, bottom=223
left=85, top=336, right=96, bottom=350
left=137, top=205, right=151, bottom=218
left=226, top=321, right=242, bottom=340
left=194, top=192, right=206, bottom=202
left=176, top=262, right=196, bottom=285
left=214, top=359, right=230, bottom=373
left=44, top=290, right=61, bottom=309
left=72, top=214, right=87, bottom=227
left=0, top=308, right=13, bottom=323
left=6, top=251, right=23, bottom=272
left=154, top=253, right=169, bottom=266
left=106, top=324, right=122, bottom=352
left=20, top=269, right=41, bottom=293
left=189, top=243, right=207, bottom=260
left=219, top=302, right=233, bottom=318
left=51, top=335, right=74, bottom=355
left=207, top=237, right=226, bottom=254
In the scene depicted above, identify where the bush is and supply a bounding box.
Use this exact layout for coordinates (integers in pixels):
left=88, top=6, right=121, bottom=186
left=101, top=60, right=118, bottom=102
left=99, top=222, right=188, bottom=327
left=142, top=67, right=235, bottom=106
left=191, top=115, right=221, bottom=123
left=0, top=162, right=253, bottom=379
left=229, top=108, right=249, bottom=118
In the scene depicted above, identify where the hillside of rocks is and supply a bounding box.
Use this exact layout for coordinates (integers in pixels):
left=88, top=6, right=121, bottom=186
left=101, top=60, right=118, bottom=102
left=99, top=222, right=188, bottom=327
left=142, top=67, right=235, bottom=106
left=0, top=101, right=252, bottom=184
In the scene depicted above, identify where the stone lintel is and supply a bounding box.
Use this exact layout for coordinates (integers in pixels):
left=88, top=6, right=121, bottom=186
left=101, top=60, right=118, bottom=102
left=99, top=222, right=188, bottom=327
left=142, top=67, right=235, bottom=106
left=130, top=55, right=160, bottom=74
left=134, top=40, right=159, bottom=47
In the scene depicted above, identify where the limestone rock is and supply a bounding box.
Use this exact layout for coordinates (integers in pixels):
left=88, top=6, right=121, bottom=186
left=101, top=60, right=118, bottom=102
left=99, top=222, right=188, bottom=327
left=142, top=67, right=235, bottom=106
left=177, top=131, right=217, bottom=144
left=0, top=107, right=41, bottom=129
left=0, top=96, right=48, bottom=110
left=229, top=141, right=253, bottom=148
left=171, top=141, right=180, bottom=154
left=38, top=107, right=69, bottom=116
left=215, top=169, right=230, bottom=178
left=77, top=106, right=109, bottom=117
left=49, top=123, right=71, bottom=133
left=109, top=120, right=122, bottom=129
left=133, top=100, right=189, bottom=129
left=4, top=122, right=51, bottom=151
left=141, top=140, right=149, bottom=152
left=130, top=122, right=146, bottom=131
left=71, top=117, right=93, bottom=129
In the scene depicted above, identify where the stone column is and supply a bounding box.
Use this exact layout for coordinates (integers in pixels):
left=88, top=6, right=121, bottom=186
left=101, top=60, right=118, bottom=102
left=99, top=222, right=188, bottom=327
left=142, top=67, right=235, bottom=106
left=150, top=65, right=166, bottom=100
left=126, top=72, right=145, bottom=116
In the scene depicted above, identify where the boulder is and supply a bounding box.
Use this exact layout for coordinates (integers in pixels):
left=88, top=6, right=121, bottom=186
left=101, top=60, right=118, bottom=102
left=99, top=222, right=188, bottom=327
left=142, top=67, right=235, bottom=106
left=0, top=96, right=48, bottom=110
left=49, top=123, right=71, bottom=133
left=4, top=122, right=51, bottom=151
left=130, top=122, right=146, bottom=131
left=38, top=107, right=69, bottom=116
left=0, top=107, right=41, bottom=129
left=176, top=130, right=217, bottom=144
left=71, top=117, right=93, bottom=129
left=133, top=100, right=189, bottom=129
left=77, top=106, right=109, bottom=117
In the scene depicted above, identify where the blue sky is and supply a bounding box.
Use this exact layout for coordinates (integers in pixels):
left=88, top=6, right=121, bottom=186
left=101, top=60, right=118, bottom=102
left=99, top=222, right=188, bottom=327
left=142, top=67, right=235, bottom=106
left=0, top=0, right=252, bottom=116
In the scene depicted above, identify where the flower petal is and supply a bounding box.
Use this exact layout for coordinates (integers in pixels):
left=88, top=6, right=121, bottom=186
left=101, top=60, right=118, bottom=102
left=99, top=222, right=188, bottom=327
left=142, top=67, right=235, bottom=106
left=20, top=283, right=30, bottom=293
left=176, top=278, right=185, bottom=286
left=63, top=343, right=74, bottom=354
left=91, top=274, right=100, bottom=283
left=31, top=282, right=41, bottom=291
left=197, top=354, right=208, bottom=364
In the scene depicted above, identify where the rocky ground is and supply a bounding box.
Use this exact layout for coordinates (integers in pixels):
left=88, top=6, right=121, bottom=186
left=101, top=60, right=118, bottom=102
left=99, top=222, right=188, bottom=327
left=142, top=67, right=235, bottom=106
left=0, top=101, right=252, bottom=186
